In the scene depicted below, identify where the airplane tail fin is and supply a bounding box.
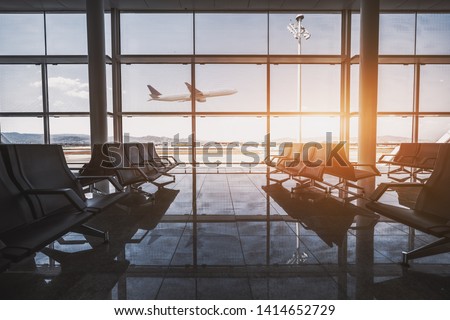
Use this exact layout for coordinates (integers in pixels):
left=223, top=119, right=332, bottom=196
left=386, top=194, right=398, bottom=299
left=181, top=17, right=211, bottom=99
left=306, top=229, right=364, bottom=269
left=147, top=85, right=162, bottom=99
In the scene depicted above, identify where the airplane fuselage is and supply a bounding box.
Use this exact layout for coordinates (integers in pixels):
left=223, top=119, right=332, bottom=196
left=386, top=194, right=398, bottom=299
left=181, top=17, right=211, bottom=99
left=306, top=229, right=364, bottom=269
left=148, top=83, right=237, bottom=103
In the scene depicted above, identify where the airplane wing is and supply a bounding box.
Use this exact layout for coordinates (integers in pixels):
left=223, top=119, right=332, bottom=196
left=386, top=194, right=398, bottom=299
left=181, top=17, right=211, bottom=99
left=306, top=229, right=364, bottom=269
left=184, top=82, right=206, bottom=102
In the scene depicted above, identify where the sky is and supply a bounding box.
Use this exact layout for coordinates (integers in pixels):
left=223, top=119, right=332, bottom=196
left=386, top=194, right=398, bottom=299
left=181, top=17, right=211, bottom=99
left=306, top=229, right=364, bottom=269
left=0, top=12, right=449, bottom=143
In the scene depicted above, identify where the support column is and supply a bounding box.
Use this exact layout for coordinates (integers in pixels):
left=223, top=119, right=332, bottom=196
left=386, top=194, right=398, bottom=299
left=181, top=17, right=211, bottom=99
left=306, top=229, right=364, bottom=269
left=355, top=0, right=379, bottom=299
left=86, top=0, right=107, bottom=146
left=358, top=0, right=379, bottom=165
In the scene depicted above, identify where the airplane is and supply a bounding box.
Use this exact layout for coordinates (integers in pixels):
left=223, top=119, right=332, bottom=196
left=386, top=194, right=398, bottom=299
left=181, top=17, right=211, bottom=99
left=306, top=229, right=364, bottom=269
left=147, top=82, right=237, bottom=103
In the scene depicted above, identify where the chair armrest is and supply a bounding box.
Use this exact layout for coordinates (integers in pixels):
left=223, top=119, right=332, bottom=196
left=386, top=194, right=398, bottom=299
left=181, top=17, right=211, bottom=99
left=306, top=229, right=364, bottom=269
left=76, top=175, right=123, bottom=192
left=369, top=182, right=424, bottom=201
left=351, top=163, right=381, bottom=176
left=160, top=155, right=180, bottom=164
left=378, top=154, right=395, bottom=162
left=25, top=188, right=87, bottom=211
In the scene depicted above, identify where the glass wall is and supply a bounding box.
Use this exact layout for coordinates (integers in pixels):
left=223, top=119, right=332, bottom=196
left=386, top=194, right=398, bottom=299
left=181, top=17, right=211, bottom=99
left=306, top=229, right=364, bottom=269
left=1, top=10, right=449, bottom=166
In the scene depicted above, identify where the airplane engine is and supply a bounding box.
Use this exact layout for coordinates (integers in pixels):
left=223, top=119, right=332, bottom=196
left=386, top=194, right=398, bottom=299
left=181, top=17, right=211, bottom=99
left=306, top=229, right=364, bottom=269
left=196, top=98, right=206, bottom=103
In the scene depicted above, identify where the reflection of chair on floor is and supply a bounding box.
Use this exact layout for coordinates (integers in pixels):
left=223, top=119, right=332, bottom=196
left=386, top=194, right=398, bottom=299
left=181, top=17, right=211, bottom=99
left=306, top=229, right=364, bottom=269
left=262, top=184, right=374, bottom=247
left=373, top=270, right=450, bottom=299
left=367, top=144, right=450, bottom=265
left=0, top=252, right=10, bottom=273
left=39, top=245, right=130, bottom=299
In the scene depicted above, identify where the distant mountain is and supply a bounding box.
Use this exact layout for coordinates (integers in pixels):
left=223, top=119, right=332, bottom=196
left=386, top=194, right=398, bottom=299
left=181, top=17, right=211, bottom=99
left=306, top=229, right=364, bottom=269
left=0, top=132, right=190, bottom=145
left=1, top=132, right=416, bottom=145
left=1, top=132, right=44, bottom=144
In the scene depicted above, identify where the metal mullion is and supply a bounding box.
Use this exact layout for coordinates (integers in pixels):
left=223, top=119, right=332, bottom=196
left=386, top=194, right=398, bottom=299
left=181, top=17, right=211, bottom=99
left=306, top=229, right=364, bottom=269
left=191, top=12, right=196, bottom=167
left=412, top=63, right=420, bottom=142
left=111, top=8, right=122, bottom=142
left=41, top=63, right=50, bottom=144
left=266, top=11, right=271, bottom=163
left=341, top=10, right=351, bottom=151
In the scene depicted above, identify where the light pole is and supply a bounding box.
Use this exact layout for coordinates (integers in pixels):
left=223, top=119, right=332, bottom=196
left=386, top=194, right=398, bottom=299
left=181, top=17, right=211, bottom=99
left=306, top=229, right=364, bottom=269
left=288, top=14, right=311, bottom=142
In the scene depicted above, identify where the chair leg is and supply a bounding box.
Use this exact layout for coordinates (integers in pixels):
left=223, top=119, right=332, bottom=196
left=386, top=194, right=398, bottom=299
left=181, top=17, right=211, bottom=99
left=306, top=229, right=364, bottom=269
left=74, top=224, right=109, bottom=243
left=402, top=237, right=450, bottom=265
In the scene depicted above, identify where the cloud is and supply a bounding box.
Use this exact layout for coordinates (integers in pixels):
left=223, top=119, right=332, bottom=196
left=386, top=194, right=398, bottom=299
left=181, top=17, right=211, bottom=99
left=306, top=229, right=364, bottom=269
left=30, top=76, right=89, bottom=99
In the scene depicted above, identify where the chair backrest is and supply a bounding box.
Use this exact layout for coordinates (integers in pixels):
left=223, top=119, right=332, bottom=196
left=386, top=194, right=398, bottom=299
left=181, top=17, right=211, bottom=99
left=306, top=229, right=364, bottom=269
left=299, top=143, right=326, bottom=181
left=123, top=143, right=145, bottom=166
left=6, top=145, right=86, bottom=215
left=147, top=142, right=161, bottom=161
left=323, top=143, right=356, bottom=181
left=415, top=144, right=450, bottom=220
left=104, top=143, right=144, bottom=186
left=280, top=142, right=293, bottom=158
left=393, top=143, right=420, bottom=164
left=79, top=144, right=114, bottom=176
left=414, top=143, right=441, bottom=169
left=0, top=149, right=35, bottom=235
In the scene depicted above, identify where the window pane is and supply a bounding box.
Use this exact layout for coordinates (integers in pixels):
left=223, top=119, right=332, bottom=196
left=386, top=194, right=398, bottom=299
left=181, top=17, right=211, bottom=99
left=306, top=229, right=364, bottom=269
left=122, top=116, right=192, bottom=163
left=0, top=65, right=43, bottom=112
left=105, top=13, right=112, bottom=57
left=0, top=117, right=44, bottom=144
left=351, top=13, right=360, bottom=57
left=270, top=13, right=341, bottom=55
left=49, top=117, right=91, bottom=146
left=378, top=65, right=414, bottom=112
left=417, top=14, right=450, bottom=55
left=108, top=116, right=114, bottom=142
left=121, top=64, right=191, bottom=112
left=121, top=13, right=193, bottom=54
left=271, top=64, right=340, bottom=112
left=270, top=64, right=298, bottom=112
left=301, top=65, right=340, bottom=112
left=350, top=64, right=359, bottom=112
left=379, top=14, right=415, bottom=55
left=46, top=14, right=87, bottom=55
left=301, top=116, right=340, bottom=142
left=270, top=116, right=300, bottom=143
left=377, top=116, right=412, bottom=145
left=349, top=117, right=358, bottom=162
left=196, top=117, right=266, bottom=164
left=0, top=14, right=45, bottom=55
left=47, top=64, right=90, bottom=112
left=107, top=64, right=113, bottom=113
left=196, top=64, right=265, bottom=112
left=419, top=65, right=450, bottom=112
left=195, top=13, right=267, bottom=54
left=418, top=117, right=450, bottom=142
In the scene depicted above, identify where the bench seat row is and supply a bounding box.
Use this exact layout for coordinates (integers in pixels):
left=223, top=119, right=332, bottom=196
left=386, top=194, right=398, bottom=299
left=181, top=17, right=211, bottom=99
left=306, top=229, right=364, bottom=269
left=0, top=144, right=127, bottom=272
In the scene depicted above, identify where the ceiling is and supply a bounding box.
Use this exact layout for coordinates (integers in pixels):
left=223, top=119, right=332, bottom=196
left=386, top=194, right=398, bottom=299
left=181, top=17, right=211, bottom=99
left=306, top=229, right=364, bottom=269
left=1, top=0, right=450, bottom=11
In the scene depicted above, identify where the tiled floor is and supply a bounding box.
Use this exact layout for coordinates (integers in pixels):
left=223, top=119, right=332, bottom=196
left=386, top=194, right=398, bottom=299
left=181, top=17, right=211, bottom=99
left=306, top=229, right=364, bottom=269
left=1, top=169, right=449, bottom=299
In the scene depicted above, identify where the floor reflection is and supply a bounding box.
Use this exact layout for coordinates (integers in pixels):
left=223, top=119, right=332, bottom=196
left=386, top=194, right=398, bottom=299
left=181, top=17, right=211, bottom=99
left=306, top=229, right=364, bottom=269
left=1, top=171, right=449, bottom=299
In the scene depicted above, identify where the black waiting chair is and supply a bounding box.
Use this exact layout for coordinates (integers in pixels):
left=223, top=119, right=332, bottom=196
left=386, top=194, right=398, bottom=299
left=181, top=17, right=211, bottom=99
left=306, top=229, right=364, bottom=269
left=367, top=144, right=450, bottom=265
left=142, top=142, right=180, bottom=172
left=1, top=144, right=126, bottom=213
left=0, top=147, right=107, bottom=267
left=104, top=143, right=174, bottom=191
